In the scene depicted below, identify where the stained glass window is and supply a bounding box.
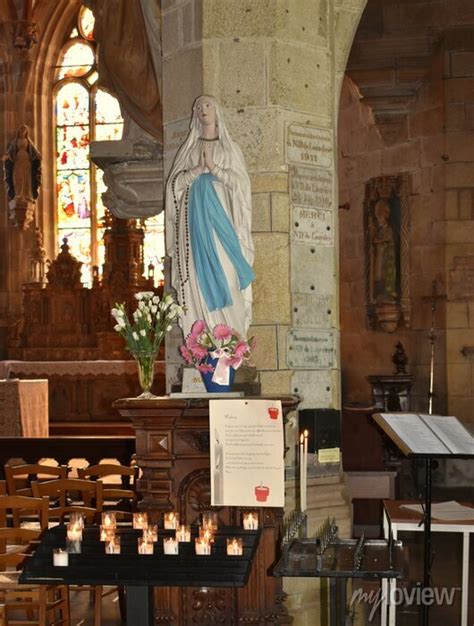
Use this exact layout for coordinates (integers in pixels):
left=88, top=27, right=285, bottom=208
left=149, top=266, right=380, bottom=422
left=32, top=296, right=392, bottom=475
left=55, top=5, right=164, bottom=287
left=54, top=7, right=123, bottom=286
left=78, top=6, right=95, bottom=41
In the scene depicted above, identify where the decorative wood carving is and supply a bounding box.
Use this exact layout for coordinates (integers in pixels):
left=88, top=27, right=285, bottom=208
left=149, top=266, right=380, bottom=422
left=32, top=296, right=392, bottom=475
left=113, top=396, right=300, bottom=626
left=8, top=214, right=163, bottom=362
left=364, top=174, right=411, bottom=332
left=190, top=588, right=227, bottom=624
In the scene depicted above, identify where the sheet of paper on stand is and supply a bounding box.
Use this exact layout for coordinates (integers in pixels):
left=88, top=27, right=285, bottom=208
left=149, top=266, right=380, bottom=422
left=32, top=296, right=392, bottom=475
left=209, top=399, right=284, bottom=507
left=400, top=501, right=474, bottom=521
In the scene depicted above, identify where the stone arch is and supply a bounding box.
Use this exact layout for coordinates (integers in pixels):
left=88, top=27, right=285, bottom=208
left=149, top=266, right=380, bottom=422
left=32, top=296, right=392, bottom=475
left=334, top=0, right=368, bottom=107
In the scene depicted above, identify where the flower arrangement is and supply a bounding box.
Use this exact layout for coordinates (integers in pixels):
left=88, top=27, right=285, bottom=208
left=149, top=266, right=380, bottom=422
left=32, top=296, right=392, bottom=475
left=111, top=291, right=183, bottom=397
left=180, top=320, right=255, bottom=389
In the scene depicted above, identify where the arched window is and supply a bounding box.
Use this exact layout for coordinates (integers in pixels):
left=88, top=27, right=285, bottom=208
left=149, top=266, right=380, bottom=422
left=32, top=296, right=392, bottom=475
left=54, top=5, right=164, bottom=286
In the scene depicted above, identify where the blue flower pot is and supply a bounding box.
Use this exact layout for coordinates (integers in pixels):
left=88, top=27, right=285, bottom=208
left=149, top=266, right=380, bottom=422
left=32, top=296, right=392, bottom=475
left=200, top=356, right=235, bottom=393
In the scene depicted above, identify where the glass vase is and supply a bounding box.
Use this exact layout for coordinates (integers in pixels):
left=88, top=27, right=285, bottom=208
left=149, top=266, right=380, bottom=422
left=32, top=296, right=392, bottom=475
left=134, top=350, right=158, bottom=399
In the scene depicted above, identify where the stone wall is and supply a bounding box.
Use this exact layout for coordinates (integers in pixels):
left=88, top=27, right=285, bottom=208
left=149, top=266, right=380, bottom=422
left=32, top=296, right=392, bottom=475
left=443, top=28, right=474, bottom=426
left=339, top=9, right=474, bottom=430
left=338, top=56, right=448, bottom=415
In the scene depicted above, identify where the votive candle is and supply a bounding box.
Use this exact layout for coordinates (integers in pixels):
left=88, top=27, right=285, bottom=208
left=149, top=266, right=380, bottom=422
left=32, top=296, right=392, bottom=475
left=66, top=526, right=82, bottom=542
left=226, top=537, right=243, bottom=556
left=175, top=524, right=191, bottom=542
left=201, top=512, right=218, bottom=531
left=133, top=512, right=149, bottom=530
left=100, top=527, right=116, bottom=542
left=138, top=537, right=154, bottom=555
left=105, top=536, right=121, bottom=554
left=101, top=512, right=117, bottom=529
left=53, top=548, right=69, bottom=566
left=243, top=512, right=258, bottom=530
left=163, top=512, right=178, bottom=530
left=199, top=527, right=215, bottom=543
left=143, top=525, right=158, bottom=543
left=195, top=537, right=211, bottom=555
left=163, top=537, right=179, bottom=555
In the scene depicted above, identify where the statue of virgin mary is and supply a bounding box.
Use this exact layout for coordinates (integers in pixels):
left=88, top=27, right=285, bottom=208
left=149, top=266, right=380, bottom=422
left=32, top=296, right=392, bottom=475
left=165, top=95, right=255, bottom=337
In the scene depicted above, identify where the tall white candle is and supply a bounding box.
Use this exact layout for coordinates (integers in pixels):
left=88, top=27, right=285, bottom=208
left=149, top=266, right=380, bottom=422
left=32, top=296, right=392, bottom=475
left=303, top=430, right=309, bottom=512
left=299, top=433, right=305, bottom=512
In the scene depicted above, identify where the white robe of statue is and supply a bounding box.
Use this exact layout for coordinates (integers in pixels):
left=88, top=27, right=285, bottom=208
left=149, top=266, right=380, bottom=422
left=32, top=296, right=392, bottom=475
left=165, top=95, right=255, bottom=338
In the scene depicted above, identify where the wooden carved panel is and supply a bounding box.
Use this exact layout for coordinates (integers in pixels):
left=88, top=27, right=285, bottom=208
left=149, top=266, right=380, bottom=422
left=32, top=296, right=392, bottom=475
left=114, top=396, right=299, bottom=626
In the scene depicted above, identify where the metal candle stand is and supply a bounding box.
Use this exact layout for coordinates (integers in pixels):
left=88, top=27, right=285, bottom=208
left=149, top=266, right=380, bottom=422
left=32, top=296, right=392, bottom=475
left=275, top=517, right=405, bottom=626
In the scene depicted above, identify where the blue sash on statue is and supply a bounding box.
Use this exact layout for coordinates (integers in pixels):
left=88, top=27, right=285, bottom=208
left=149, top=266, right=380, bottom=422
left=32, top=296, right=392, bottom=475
left=189, top=173, right=255, bottom=311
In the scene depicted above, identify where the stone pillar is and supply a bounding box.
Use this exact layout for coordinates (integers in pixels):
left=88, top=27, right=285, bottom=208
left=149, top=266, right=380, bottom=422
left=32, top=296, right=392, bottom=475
left=161, top=1, right=364, bottom=621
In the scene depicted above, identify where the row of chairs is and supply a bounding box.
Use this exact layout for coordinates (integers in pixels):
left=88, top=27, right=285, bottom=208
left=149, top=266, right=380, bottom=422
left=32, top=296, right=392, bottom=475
left=0, top=462, right=139, bottom=625
left=0, top=491, right=71, bottom=626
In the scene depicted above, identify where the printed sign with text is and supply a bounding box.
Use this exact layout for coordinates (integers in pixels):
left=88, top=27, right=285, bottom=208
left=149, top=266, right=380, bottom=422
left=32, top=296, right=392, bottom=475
left=209, top=399, right=284, bottom=507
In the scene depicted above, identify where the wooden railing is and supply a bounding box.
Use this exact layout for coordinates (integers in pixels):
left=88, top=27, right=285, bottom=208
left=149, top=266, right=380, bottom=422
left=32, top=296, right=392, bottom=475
left=0, top=437, right=135, bottom=478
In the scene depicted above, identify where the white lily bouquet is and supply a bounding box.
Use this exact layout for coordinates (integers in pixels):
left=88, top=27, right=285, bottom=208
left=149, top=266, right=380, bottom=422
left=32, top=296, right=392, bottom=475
left=111, top=291, right=183, bottom=398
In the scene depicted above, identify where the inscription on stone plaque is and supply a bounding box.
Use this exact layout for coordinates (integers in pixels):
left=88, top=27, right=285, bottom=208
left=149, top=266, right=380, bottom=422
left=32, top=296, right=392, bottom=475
left=290, top=165, right=333, bottom=209
left=449, top=256, right=474, bottom=300
left=292, top=205, right=333, bottom=246
left=293, top=294, right=333, bottom=329
left=286, top=329, right=335, bottom=369
left=286, top=124, right=333, bottom=168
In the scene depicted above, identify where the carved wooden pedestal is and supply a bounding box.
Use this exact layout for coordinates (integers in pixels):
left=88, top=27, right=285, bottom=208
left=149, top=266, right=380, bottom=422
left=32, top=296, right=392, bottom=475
left=113, top=396, right=299, bottom=626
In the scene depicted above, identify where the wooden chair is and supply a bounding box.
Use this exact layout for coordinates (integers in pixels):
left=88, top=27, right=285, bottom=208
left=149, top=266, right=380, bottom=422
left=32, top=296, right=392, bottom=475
left=77, top=463, right=138, bottom=512
left=0, top=494, right=49, bottom=530
left=4, top=464, right=68, bottom=497
left=31, top=479, right=103, bottom=525
left=0, top=498, right=70, bottom=625
left=31, top=480, right=111, bottom=625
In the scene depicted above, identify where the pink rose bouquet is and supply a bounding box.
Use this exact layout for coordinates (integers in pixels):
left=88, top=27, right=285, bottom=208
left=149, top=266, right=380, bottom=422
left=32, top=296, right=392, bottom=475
left=180, top=321, right=256, bottom=383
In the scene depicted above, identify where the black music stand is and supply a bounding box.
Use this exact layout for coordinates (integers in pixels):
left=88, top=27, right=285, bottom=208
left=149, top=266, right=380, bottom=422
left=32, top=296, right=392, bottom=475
left=373, top=412, right=474, bottom=626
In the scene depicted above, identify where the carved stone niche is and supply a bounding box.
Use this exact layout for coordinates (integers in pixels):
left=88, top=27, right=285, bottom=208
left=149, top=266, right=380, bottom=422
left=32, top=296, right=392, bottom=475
left=364, top=174, right=411, bottom=332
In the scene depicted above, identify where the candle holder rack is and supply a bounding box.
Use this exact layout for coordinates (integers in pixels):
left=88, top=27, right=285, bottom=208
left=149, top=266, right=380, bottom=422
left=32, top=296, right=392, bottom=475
left=274, top=519, right=405, bottom=626
left=21, top=523, right=262, bottom=589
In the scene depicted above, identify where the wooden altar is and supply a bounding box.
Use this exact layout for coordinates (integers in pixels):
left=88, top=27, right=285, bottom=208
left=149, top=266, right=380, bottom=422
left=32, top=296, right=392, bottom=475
left=113, top=395, right=299, bottom=626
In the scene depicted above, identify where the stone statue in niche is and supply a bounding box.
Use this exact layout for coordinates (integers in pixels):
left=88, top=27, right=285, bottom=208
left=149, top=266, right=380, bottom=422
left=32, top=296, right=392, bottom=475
left=364, top=175, right=411, bottom=332
left=165, top=95, right=255, bottom=338
left=2, top=124, right=42, bottom=230
left=371, top=198, right=398, bottom=302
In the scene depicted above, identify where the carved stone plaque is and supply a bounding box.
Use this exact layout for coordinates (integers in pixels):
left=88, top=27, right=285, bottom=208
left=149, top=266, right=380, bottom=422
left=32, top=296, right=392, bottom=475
left=286, top=124, right=333, bottom=168
left=292, top=370, right=333, bottom=409
left=286, top=329, right=335, bottom=369
left=291, top=205, right=333, bottom=246
left=292, top=293, right=333, bottom=329
left=449, top=256, right=474, bottom=300
left=290, top=165, right=333, bottom=209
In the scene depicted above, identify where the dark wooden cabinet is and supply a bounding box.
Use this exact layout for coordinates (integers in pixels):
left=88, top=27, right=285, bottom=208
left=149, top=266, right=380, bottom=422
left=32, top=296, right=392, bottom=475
left=113, top=396, right=299, bottom=626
